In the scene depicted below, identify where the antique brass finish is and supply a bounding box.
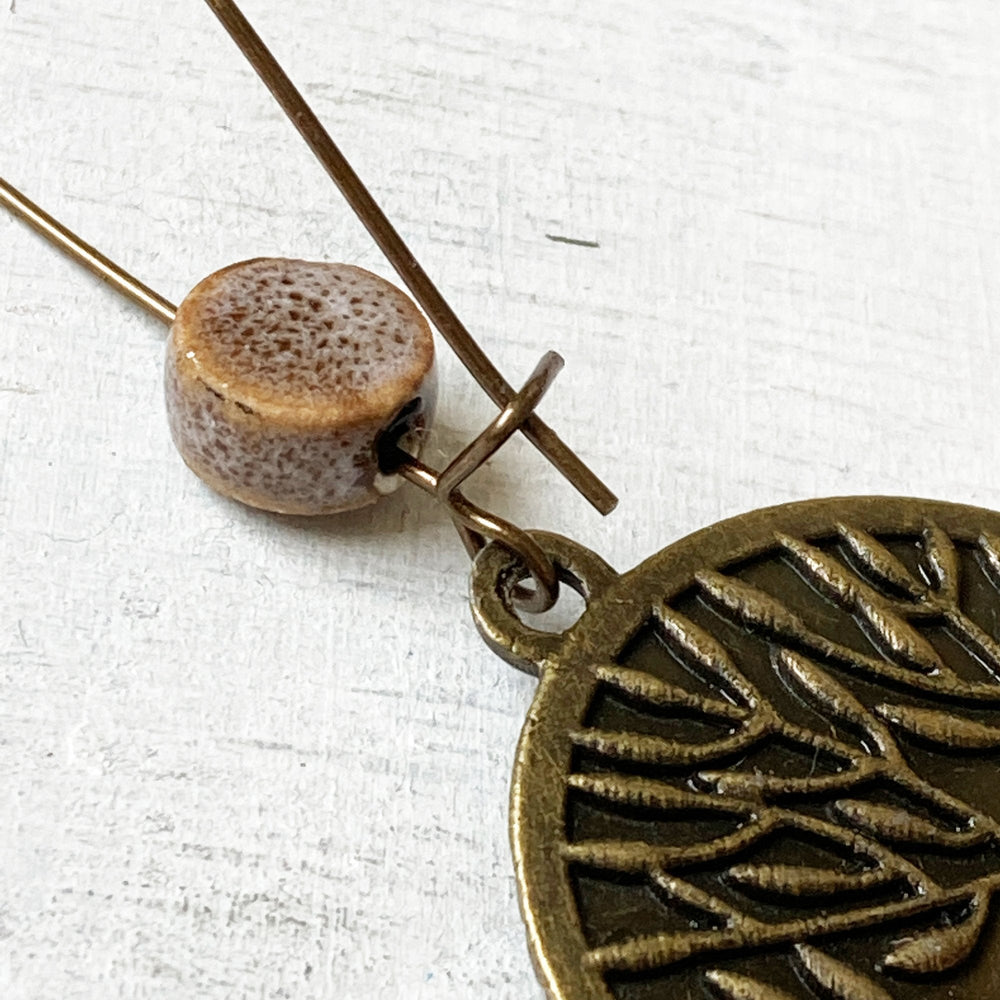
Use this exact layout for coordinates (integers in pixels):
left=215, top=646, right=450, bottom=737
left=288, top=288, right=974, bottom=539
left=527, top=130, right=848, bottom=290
left=473, top=497, right=1000, bottom=1000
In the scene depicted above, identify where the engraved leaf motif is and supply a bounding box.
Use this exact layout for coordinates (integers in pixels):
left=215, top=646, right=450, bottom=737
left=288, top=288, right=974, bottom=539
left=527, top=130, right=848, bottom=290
left=572, top=720, right=768, bottom=767
left=593, top=663, right=747, bottom=721
left=882, top=893, right=988, bottom=974
left=657, top=605, right=760, bottom=706
left=560, top=838, right=661, bottom=874
left=778, top=532, right=872, bottom=603
left=696, top=570, right=814, bottom=639
left=833, top=799, right=982, bottom=848
left=875, top=702, right=1000, bottom=750
left=651, top=870, right=745, bottom=921
left=796, top=945, right=893, bottom=1000
left=923, top=524, right=960, bottom=597
left=705, top=969, right=800, bottom=1000
left=857, top=599, right=944, bottom=674
left=979, top=532, right=1000, bottom=586
left=700, top=556, right=947, bottom=681
left=585, top=928, right=736, bottom=973
left=776, top=649, right=887, bottom=750
left=727, top=862, right=893, bottom=897
left=562, top=820, right=775, bottom=874
left=777, top=534, right=944, bottom=674
left=698, top=767, right=867, bottom=800
left=837, top=523, right=926, bottom=599
left=567, top=772, right=752, bottom=817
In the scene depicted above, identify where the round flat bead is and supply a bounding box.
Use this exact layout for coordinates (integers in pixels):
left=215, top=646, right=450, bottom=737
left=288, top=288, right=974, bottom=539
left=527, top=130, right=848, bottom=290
left=165, top=258, right=436, bottom=514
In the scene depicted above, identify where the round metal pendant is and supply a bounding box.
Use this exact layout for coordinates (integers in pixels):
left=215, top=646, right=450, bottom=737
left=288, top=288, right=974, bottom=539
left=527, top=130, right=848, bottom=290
left=472, top=496, right=1000, bottom=1000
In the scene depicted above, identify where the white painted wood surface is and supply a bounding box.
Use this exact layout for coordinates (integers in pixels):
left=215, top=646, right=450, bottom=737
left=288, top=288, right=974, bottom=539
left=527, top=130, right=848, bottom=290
left=2, top=1, right=999, bottom=996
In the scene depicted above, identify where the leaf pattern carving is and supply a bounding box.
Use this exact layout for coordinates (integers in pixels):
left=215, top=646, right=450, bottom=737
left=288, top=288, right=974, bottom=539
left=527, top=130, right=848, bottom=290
left=563, top=521, right=1000, bottom=1000
left=775, top=648, right=889, bottom=751
left=796, top=946, right=893, bottom=1000
left=922, top=526, right=960, bottom=599
left=837, top=524, right=929, bottom=599
left=882, top=894, right=988, bottom=974
left=706, top=969, right=800, bottom=1000
left=832, top=799, right=986, bottom=849
left=727, top=862, right=896, bottom=897
left=875, top=703, right=1000, bottom=750
left=776, top=533, right=943, bottom=674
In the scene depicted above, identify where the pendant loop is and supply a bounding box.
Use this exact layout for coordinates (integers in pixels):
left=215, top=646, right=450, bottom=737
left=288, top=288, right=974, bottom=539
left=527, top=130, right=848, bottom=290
left=470, top=530, right=617, bottom=673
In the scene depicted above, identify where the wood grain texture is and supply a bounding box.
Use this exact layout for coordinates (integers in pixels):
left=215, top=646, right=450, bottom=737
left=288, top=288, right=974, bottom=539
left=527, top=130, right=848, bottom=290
left=1, top=1, right=999, bottom=997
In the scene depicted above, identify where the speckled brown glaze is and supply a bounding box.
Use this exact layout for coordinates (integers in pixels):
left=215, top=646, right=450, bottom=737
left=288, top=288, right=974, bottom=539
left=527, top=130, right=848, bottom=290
left=165, top=258, right=436, bottom=514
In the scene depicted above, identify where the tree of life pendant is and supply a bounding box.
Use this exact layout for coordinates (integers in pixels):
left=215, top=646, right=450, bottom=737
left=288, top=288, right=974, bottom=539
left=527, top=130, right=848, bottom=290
left=472, top=496, right=1000, bottom=1000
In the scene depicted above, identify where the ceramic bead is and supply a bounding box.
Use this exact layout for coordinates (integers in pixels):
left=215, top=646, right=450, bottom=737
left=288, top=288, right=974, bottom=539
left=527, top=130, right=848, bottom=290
left=165, top=257, right=436, bottom=514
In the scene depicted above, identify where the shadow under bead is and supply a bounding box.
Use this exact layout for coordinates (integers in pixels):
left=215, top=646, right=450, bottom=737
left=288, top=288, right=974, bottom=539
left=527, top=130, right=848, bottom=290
left=164, top=257, right=437, bottom=515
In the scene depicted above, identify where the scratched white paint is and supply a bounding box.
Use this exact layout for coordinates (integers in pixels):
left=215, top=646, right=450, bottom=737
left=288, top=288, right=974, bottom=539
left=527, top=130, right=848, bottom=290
left=1, top=1, right=999, bottom=997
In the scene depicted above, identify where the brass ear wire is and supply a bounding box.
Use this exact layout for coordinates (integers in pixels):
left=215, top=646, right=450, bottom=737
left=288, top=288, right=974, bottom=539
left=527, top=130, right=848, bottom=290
left=1, top=0, right=618, bottom=613
left=0, top=179, right=175, bottom=325
left=201, top=0, right=617, bottom=519
left=0, top=176, right=568, bottom=609
left=0, top=177, right=563, bottom=600
left=1, top=171, right=564, bottom=606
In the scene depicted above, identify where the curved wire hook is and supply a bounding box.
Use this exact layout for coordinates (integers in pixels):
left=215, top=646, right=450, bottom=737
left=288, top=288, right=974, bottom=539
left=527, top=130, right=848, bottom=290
left=388, top=353, right=565, bottom=614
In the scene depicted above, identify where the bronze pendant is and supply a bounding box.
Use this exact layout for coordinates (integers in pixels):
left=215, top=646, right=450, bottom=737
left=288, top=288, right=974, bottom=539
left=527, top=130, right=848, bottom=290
left=472, top=496, right=1000, bottom=1000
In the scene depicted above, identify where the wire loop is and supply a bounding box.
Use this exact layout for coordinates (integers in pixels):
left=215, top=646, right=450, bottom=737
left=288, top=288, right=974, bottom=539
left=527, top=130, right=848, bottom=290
left=389, top=353, right=566, bottom=614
